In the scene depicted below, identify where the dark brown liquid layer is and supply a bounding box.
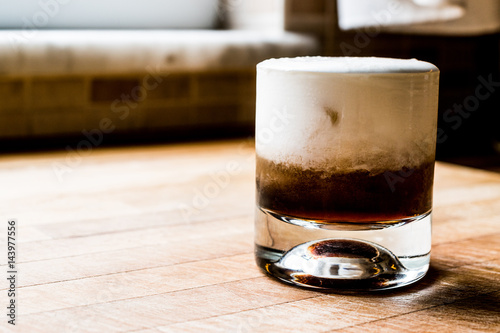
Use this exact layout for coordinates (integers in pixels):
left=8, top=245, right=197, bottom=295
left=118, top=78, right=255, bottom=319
left=256, top=156, right=434, bottom=222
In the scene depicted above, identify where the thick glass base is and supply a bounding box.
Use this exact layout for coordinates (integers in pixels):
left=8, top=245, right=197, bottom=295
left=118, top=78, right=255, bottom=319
left=255, top=208, right=431, bottom=291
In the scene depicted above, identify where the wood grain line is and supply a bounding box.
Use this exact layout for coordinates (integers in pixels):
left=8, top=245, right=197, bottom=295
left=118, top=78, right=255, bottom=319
left=1, top=251, right=255, bottom=292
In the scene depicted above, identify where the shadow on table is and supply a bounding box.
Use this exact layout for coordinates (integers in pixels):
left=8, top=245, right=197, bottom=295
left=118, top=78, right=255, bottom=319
left=351, top=263, right=500, bottom=315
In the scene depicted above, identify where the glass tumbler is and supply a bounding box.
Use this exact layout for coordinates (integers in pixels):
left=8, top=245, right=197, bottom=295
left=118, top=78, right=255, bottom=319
left=254, top=56, right=440, bottom=290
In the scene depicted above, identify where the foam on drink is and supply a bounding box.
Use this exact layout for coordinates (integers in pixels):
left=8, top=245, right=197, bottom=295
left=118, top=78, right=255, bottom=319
left=256, top=56, right=440, bottom=174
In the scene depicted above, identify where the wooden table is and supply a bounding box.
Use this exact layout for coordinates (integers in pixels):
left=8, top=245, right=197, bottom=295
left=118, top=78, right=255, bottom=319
left=0, top=139, right=499, bottom=332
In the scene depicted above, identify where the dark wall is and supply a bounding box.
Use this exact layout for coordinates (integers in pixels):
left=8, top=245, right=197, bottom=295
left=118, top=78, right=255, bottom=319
left=327, top=32, right=500, bottom=159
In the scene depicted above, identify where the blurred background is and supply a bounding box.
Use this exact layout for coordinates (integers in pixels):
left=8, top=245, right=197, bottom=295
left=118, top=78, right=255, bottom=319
left=0, top=0, right=498, bottom=171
